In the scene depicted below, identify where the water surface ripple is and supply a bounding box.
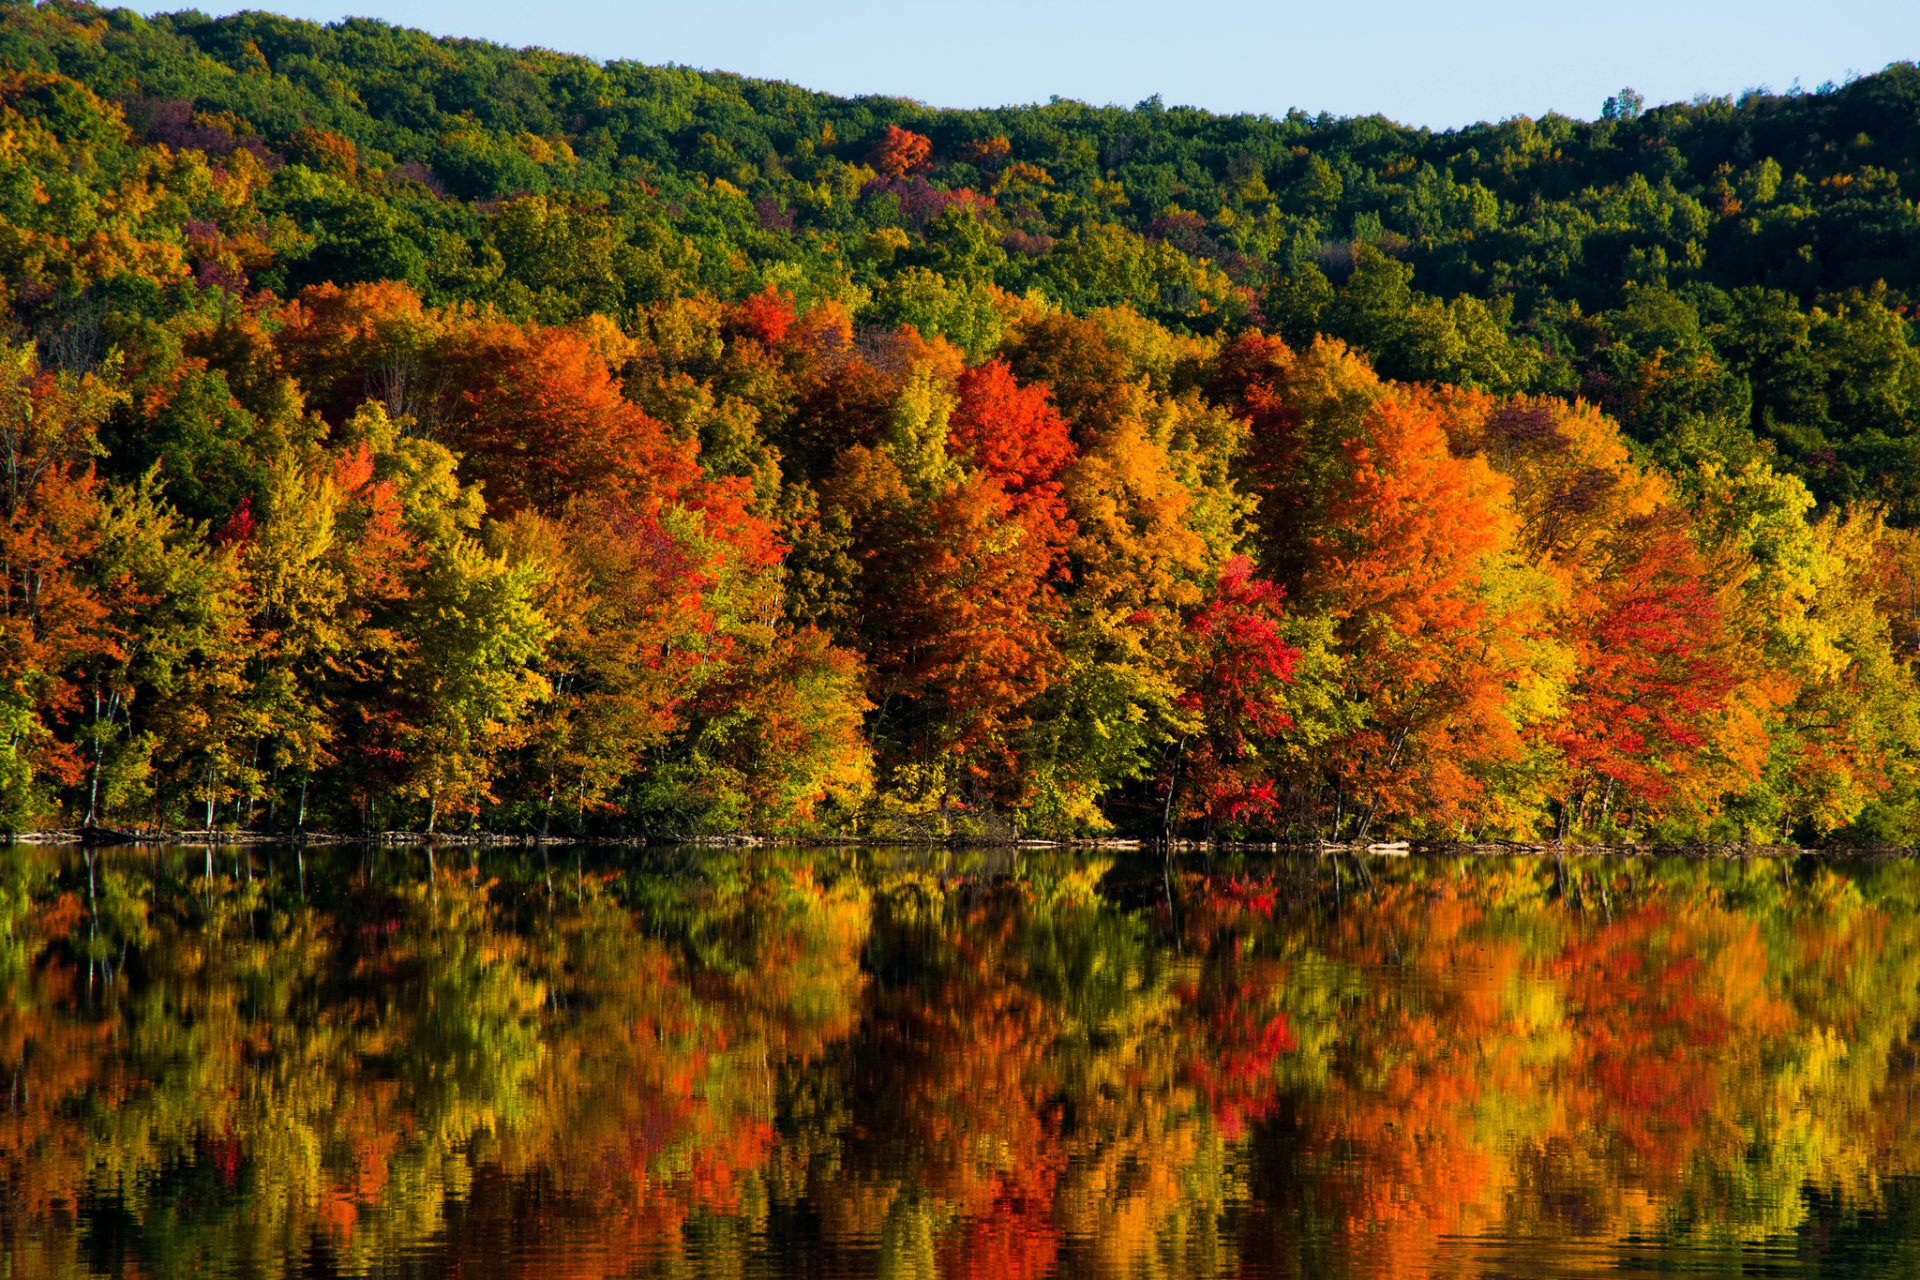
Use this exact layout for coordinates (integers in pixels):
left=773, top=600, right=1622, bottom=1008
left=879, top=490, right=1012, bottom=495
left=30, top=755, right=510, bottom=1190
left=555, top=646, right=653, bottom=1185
left=9, top=845, right=1920, bottom=1279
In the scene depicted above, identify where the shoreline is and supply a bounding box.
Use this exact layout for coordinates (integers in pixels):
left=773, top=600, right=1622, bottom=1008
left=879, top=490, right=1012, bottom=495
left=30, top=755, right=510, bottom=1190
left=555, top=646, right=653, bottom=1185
left=13, top=829, right=1915, bottom=859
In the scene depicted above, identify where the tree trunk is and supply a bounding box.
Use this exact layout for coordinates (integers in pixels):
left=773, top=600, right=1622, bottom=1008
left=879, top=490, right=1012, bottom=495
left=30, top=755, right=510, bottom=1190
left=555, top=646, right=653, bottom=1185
left=84, top=682, right=101, bottom=828
left=1160, top=737, right=1186, bottom=843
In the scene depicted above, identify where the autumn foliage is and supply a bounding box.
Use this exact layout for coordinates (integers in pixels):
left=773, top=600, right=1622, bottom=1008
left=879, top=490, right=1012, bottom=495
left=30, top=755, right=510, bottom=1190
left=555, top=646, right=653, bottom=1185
left=870, top=124, right=933, bottom=177
left=2, top=277, right=1918, bottom=842
left=0, top=28, right=1915, bottom=844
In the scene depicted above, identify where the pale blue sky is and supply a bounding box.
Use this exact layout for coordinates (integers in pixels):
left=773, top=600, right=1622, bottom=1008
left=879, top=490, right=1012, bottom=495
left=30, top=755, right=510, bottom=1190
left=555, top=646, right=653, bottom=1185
left=161, top=0, right=1919, bottom=129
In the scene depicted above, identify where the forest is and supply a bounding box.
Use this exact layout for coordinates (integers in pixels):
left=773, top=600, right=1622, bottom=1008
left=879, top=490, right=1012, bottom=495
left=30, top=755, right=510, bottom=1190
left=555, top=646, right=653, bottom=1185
left=1, top=0, right=1919, bottom=842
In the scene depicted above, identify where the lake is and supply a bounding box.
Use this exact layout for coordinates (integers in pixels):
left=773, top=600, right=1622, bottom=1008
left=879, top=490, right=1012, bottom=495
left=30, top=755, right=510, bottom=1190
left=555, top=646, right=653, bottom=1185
left=8, top=844, right=1920, bottom=1278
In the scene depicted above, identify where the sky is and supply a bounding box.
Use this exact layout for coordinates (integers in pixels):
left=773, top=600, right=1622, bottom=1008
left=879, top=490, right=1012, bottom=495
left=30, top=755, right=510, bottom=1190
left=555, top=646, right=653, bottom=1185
left=158, top=0, right=1920, bottom=129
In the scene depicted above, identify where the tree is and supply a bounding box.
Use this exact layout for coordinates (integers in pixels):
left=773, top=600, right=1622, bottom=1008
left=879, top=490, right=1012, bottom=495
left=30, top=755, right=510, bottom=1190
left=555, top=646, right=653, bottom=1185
left=1601, top=86, right=1646, bottom=121
left=274, top=279, right=447, bottom=428
left=948, top=358, right=1075, bottom=539
left=434, top=319, right=700, bottom=517
left=76, top=473, right=235, bottom=828
left=1308, top=390, right=1544, bottom=834
left=636, top=625, right=873, bottom=832
left=497, top=501, right=715, bottom=834
left=1165, top=556, right=1300, bottom=831
left=831, top=444, right=1062, bottom=803
left=1224, top=337, right=1553, bottom=836
left=870, top=124, right=933, bottom=178
left=0, top=341, right=119, bottom=824
left=1552, top=516, right=1738, bottom=834
left=394, top=530, right=549, bottom=832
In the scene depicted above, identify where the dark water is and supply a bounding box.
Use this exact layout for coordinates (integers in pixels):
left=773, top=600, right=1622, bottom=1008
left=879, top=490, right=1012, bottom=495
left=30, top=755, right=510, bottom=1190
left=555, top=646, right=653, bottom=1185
left=8, top=845, right=1920, bottom=1279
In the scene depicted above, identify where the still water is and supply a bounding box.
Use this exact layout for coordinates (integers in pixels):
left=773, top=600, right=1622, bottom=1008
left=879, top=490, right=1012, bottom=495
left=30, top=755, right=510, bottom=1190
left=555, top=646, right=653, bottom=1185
left=8, top=844, right=1920, bottom=1279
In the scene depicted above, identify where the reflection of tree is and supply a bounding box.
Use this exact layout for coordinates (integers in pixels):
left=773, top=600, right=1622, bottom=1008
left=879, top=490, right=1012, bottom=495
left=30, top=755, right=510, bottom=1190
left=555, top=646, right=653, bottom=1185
left=8, top=851, right=1920, bottom=1279
left=868, top=889, right=1064, bottom=1280
left=776, top=857, right=1247, bottom=1280
left=0, top=857, right=549, bottom=1277
left=1225, top=858, right=1920, bottom=1279
left=464, top=855, right=873, bottom=1277
left=0, top=849, right=876, bottom=1279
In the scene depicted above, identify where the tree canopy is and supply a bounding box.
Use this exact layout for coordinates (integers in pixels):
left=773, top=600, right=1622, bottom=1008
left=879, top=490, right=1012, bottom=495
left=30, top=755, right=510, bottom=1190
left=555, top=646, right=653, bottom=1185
left=0, top=1, right=1916, bottom=843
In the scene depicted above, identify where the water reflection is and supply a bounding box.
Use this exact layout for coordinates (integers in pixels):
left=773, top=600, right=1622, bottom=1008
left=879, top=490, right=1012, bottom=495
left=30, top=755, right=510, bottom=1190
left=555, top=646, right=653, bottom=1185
left=5, top=846, right=1920, bottom=1278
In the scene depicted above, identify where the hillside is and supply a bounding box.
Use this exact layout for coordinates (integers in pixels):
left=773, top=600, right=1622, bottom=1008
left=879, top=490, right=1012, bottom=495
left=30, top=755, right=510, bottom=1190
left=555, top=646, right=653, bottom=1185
left=9, top=4, right=1920, bottom=506
left=0, top=0, right=1917, bottom=842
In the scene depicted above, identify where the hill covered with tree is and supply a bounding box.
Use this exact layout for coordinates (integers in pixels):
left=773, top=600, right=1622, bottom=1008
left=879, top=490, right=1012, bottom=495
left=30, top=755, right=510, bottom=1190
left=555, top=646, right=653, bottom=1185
left=0, top=0, right=1917, bottom=842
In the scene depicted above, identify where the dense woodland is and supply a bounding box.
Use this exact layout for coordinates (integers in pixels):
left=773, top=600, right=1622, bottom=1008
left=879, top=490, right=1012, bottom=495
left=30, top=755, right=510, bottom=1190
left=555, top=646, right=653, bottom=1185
left=1, top=0, right=1919, bottom=841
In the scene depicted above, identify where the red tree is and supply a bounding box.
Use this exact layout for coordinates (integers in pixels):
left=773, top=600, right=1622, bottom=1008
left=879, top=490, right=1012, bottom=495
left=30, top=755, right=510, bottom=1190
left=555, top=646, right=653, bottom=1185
left=949, top=359, right=1076, bottom=554
left=435, top=321, right=701, bottom=517
left=1173, top=556, right=1300, bottom=825
left=1555, top=517, right=1737, bottom=822
left=870, top=124, right=933, bottom=177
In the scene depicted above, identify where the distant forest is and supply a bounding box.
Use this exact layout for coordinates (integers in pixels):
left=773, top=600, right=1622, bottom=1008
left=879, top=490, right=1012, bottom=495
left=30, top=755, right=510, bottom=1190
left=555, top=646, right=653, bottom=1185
left=1, top=0, right=1918, bottom=842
